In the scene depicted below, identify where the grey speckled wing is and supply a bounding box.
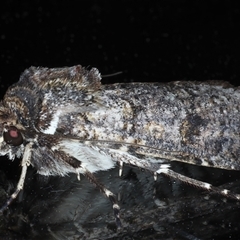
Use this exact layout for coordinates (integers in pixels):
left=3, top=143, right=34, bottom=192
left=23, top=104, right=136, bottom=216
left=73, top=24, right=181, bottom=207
left=0, top=65, right=240, bottom=228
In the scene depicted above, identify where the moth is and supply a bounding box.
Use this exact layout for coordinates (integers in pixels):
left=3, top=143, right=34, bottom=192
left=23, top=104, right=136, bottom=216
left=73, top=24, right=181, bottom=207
left=0, top=65, right=240, bottom=227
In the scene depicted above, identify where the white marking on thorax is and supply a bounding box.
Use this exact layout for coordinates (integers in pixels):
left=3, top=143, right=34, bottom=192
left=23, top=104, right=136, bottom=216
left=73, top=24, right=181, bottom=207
left=42, top=110, right=61, bottom=134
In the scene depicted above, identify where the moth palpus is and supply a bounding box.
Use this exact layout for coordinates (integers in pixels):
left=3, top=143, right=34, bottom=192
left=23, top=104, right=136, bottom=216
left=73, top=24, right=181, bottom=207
left=0, top=65, right=240, bottom=227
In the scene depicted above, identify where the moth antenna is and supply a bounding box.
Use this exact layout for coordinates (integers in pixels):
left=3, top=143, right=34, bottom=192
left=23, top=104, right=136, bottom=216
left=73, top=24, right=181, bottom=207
left=101, top=71, right=122, bottom=78
left=76, top=167, right=122, bottom=228
left=0, top=143, right=32, bottom=213
left=157, top=168, right=240, bottom=200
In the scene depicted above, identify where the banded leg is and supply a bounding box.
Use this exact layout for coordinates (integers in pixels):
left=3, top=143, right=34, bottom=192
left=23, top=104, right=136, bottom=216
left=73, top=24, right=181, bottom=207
left=113, top=149, right=240, bottom=201
left=156, top=167, right=240, bottom=200
left=0, top=143, right=32, bottom=213
left=115, top=152, right=240, bottom=201
left=76, top=167, right=121, bottom=227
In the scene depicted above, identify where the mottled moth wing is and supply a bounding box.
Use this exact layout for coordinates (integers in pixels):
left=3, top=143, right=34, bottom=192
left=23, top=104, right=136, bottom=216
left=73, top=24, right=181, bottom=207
left=4, top=65, right=239, bottom=172
left=1, top=65, right=240, bottom=227
left=49, top=76, right=240, bottom=172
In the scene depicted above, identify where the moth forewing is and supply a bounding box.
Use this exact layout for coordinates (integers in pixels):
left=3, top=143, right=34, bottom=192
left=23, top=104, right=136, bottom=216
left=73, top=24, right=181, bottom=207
left=0, top=65, right=240, bottom=228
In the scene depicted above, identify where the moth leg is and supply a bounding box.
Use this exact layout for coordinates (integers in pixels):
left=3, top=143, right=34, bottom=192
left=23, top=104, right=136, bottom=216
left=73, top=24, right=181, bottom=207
left=119, top=160, right=123, bottom=176
left=76, top=167, right=121, bottom=228
left=0, top=142, right=32, bottom=213
left=154, top=171, right=158, bottom=181
left=157, top=167, right=240, bottom=200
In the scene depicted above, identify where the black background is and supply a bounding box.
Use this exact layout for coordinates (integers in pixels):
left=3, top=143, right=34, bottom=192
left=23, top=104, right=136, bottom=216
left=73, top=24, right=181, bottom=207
left=1, top=1, right=240, bottom=89
left=1, top=1, right=240, bottom=239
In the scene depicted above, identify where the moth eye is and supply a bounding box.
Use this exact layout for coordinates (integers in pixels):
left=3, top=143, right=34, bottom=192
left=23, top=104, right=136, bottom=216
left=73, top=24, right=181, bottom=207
left=3, top=126, right=23, bottom=146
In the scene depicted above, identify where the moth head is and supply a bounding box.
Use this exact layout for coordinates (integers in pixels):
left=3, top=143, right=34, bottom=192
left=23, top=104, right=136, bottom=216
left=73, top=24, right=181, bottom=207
left=0, top=105, right=25, bottom=159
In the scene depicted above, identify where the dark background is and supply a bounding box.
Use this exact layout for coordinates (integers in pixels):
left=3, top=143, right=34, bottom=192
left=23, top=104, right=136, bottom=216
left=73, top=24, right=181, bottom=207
left=1, top=1, right=240, bottom=239
left=1, top=1, right=240, bottom=89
